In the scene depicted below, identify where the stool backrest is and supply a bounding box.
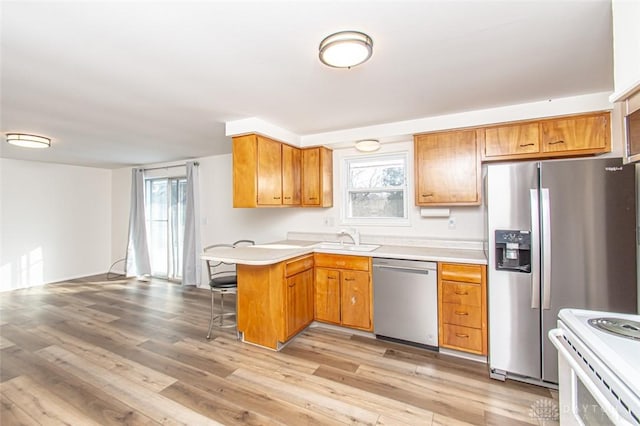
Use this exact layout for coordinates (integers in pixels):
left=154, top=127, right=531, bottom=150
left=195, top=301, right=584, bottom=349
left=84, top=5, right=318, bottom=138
left=203, top=240, right=255, bottom=281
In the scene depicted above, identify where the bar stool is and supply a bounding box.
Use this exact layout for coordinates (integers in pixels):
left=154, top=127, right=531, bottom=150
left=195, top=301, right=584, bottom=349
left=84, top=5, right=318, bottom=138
left=204, top=239, right=254, bottom=339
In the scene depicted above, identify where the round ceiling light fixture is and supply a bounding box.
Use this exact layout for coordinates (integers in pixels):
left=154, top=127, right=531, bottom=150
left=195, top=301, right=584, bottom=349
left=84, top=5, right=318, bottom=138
left=6, top=133, right=51, bottom=149
left=355, top=139, right=381, bottom=152
left=319, top=30, right=373, bottom=69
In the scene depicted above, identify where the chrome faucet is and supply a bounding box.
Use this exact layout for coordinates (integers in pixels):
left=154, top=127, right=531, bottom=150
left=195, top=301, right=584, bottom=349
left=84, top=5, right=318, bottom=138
left=338, top=228, right=360, bottom=245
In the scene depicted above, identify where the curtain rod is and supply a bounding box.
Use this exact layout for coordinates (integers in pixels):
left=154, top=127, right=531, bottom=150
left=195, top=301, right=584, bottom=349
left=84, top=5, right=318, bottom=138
left=142, top=161, right=199, bottom=172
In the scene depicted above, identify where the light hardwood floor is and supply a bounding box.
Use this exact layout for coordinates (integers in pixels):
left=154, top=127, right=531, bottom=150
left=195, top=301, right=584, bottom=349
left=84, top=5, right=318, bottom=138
left=0, top=276, right=558, bottom=425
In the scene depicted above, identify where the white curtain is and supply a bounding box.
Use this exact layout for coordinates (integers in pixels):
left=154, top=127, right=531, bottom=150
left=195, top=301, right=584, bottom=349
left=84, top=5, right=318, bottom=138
left=126, top=168, right=151, bottom=277
left=182, top=161, right=201, bottom=286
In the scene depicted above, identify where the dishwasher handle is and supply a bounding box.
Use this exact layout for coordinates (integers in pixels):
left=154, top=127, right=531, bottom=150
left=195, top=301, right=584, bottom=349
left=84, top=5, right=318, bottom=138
left=373, top=264, right=432, bottom=274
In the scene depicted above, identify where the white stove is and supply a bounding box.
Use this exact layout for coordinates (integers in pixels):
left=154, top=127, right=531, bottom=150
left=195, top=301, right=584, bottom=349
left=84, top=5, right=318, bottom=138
left=549, top=308, right=640, bottom=425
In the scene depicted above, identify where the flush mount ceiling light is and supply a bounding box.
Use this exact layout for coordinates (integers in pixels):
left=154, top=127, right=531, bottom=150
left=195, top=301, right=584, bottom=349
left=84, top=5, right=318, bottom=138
left=319, top=30, right=373, bottom=69
left=355, top=139, right=381, bottom=152
left=6, top=133, right=51, bottom=149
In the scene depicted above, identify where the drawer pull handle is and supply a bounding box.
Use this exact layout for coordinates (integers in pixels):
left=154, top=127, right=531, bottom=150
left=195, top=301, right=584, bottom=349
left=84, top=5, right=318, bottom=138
left=455, top=333, right=469, bottom=338
left=308, top=197, right=318, bottom=200
left=284, top=196, right=291, bottom=200
left=273, top=196, right=281, bottom=200
left=327, top=276, right=337, bottom=280
left=344, top=278, right=355, bottom=282
left=548, top=140, right=565, bottom=145
left=454, top=290, right=468, bottom=295
left=422, top=193, right=433, bottom=197
left=455, top=311, right=469, bottom=316
left=519, top=143, right=535, bottom=147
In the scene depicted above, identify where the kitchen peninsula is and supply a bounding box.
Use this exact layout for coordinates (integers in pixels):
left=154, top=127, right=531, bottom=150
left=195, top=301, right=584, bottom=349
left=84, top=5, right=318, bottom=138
left=201, top=236, right=487, bottom=351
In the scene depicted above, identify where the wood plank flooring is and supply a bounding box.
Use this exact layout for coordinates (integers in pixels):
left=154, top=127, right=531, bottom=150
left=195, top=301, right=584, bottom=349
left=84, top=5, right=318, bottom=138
left=0, top=276, right=558, bottom=425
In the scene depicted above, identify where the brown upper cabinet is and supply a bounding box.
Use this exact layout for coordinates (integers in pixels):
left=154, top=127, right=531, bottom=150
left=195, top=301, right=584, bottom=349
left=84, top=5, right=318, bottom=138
left=482, top=112, right=610, bottom=161
left=414, top=129, right=481, bottom=206
left=484, top=122, right=540, bottom=158
left=302, top=147, right=333, bottom=207
left=233, top=134, right=311, bottom=208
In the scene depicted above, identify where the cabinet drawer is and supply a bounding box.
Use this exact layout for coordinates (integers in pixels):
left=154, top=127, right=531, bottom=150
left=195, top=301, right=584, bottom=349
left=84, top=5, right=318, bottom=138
left=441, top=324, right=483, bottom=353
left=285, top=255, right=314, bottom=277
left=441, top=303, right=482, bottom=328
left=440, top=263, right=483, bottom=284
left=441, top=282, right=481, bottom=306
left=314, top=253, right=369, bottom=271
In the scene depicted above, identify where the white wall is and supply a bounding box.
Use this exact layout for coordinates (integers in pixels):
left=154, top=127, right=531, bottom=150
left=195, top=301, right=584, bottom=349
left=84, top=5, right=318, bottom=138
left=111, top=167, right=131, bottom=266
left=0, top=158, right=111, bottom=291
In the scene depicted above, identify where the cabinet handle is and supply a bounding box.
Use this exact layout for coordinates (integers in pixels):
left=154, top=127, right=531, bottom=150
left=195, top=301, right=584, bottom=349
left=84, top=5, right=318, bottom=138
left=284, top=196, right=291, bottom=200
left=351, top=296, right=356, bottom=305
left=454, top=290, right=468, bottom=295
left=519, top=143, right=535, bottom=147
left=273, top=196, right=281, bottom=200
left=455, top=333, right=469, bottom=338
left=308, top=197, right=318, bottom=200
left=422, top=193, right=433, bottom=197
left=454, top=311, right=469, bottom=316
left=327, top=276, right=337, bottom=280
left=548, top=140, right=565, bottom=145
left=288, top=283, right=295, bottom=288
left=344, top=278, right=355, bottom=281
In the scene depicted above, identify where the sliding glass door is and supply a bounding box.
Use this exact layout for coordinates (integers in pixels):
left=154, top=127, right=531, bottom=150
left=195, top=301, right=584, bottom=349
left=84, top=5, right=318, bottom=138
left=145, top=177, right=187, bottom=280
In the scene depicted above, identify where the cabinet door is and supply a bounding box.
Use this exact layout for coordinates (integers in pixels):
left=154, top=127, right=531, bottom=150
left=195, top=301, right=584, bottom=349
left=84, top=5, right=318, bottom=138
left=301, top=147, right=333, bottom=207
left=484, top=122, right=540, bottom=158
left=340, top=270, right=371, bottom=330
left=414, top=130, right=480, bottom=206
left=232, top=134, right=259, bottom=208
left=541, top=113, right=609, bottom=153
left=302, top=147, right=321, bottom=206
left=257, top=136, right=283, bottom=205
left=314, top=268, right=341, bottom=324
left=285, top=268, right=314, bottom=339
left=282, top=144, right=301, bottom=205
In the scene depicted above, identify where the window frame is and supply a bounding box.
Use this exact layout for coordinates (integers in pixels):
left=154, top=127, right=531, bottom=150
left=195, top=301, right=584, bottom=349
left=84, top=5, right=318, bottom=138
left=340, top=151, right=410, bottom=227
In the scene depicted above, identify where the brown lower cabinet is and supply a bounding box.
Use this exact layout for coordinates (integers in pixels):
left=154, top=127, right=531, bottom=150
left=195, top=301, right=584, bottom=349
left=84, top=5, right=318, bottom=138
left=438, top=262, right=488, bottom=355
left=237, top=254, right=314, bottom=349
left=237, top=252, right=486, bottom=355
left=314, top=253, right=373, bottom=331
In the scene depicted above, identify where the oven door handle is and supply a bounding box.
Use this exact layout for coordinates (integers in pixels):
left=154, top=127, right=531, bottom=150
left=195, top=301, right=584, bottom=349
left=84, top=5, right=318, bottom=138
left=548, top=329, right=635, bottom=426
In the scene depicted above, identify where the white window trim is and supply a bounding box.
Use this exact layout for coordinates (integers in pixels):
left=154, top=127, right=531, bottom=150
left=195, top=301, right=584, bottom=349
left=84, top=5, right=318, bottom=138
left=340, top=151, right=411, bottom=227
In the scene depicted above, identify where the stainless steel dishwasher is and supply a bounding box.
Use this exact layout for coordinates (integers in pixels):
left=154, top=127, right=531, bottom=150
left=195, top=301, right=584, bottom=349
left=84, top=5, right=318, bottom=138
left=373, top=258, right=438, bottom=348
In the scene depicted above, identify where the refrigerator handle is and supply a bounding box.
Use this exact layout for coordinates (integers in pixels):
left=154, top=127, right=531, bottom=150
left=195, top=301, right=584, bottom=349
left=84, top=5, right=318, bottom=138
left=530, top=189, right=541, bottom=309
left=541, top=188, right=552, bottom=310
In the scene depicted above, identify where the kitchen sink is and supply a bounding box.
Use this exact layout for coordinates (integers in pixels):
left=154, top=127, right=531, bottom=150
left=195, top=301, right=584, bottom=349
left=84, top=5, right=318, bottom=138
left=315, top=242, right=380, bottom=252
left=251, top=244, right=305, bottom=249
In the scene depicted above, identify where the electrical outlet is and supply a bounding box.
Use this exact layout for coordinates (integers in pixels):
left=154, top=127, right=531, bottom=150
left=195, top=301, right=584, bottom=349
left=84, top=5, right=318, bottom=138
left=448, top=217, right=456, bottom=229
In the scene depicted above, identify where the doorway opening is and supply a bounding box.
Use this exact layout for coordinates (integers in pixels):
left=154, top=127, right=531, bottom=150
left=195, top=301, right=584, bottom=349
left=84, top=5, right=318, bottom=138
left=145, top=177, right=187, bottom=281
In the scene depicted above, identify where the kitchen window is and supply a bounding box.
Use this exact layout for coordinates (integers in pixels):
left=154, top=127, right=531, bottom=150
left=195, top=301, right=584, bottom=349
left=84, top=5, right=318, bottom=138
left=342, top=153, right=409, bottom=225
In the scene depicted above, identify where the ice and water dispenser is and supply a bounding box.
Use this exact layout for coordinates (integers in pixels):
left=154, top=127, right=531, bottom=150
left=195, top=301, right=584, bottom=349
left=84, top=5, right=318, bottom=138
left=495, top=230, right=531, bottom=273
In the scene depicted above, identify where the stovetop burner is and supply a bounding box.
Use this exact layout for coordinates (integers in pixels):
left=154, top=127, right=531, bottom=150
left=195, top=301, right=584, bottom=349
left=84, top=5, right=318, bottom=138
left=588, top=317, right=640, bottom=341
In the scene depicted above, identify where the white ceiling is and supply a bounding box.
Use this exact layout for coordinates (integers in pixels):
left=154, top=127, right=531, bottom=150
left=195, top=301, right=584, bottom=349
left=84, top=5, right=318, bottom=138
left=1, top=0, right=613, bottom=169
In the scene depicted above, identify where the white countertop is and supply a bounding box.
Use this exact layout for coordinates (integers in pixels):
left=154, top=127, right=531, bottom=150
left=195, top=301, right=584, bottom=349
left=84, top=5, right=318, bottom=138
left=201, top=239, right=487, bottom=265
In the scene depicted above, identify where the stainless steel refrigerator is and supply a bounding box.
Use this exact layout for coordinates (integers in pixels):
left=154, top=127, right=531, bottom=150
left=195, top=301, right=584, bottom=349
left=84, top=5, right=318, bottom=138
left=487, top=157, right=638, bottom=386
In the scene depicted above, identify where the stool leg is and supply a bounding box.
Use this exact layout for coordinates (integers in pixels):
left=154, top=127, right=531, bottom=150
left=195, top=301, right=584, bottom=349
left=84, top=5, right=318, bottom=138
left=219, top=292, right=225, bottom=326
left=206, top=287, right=215, bottom=340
